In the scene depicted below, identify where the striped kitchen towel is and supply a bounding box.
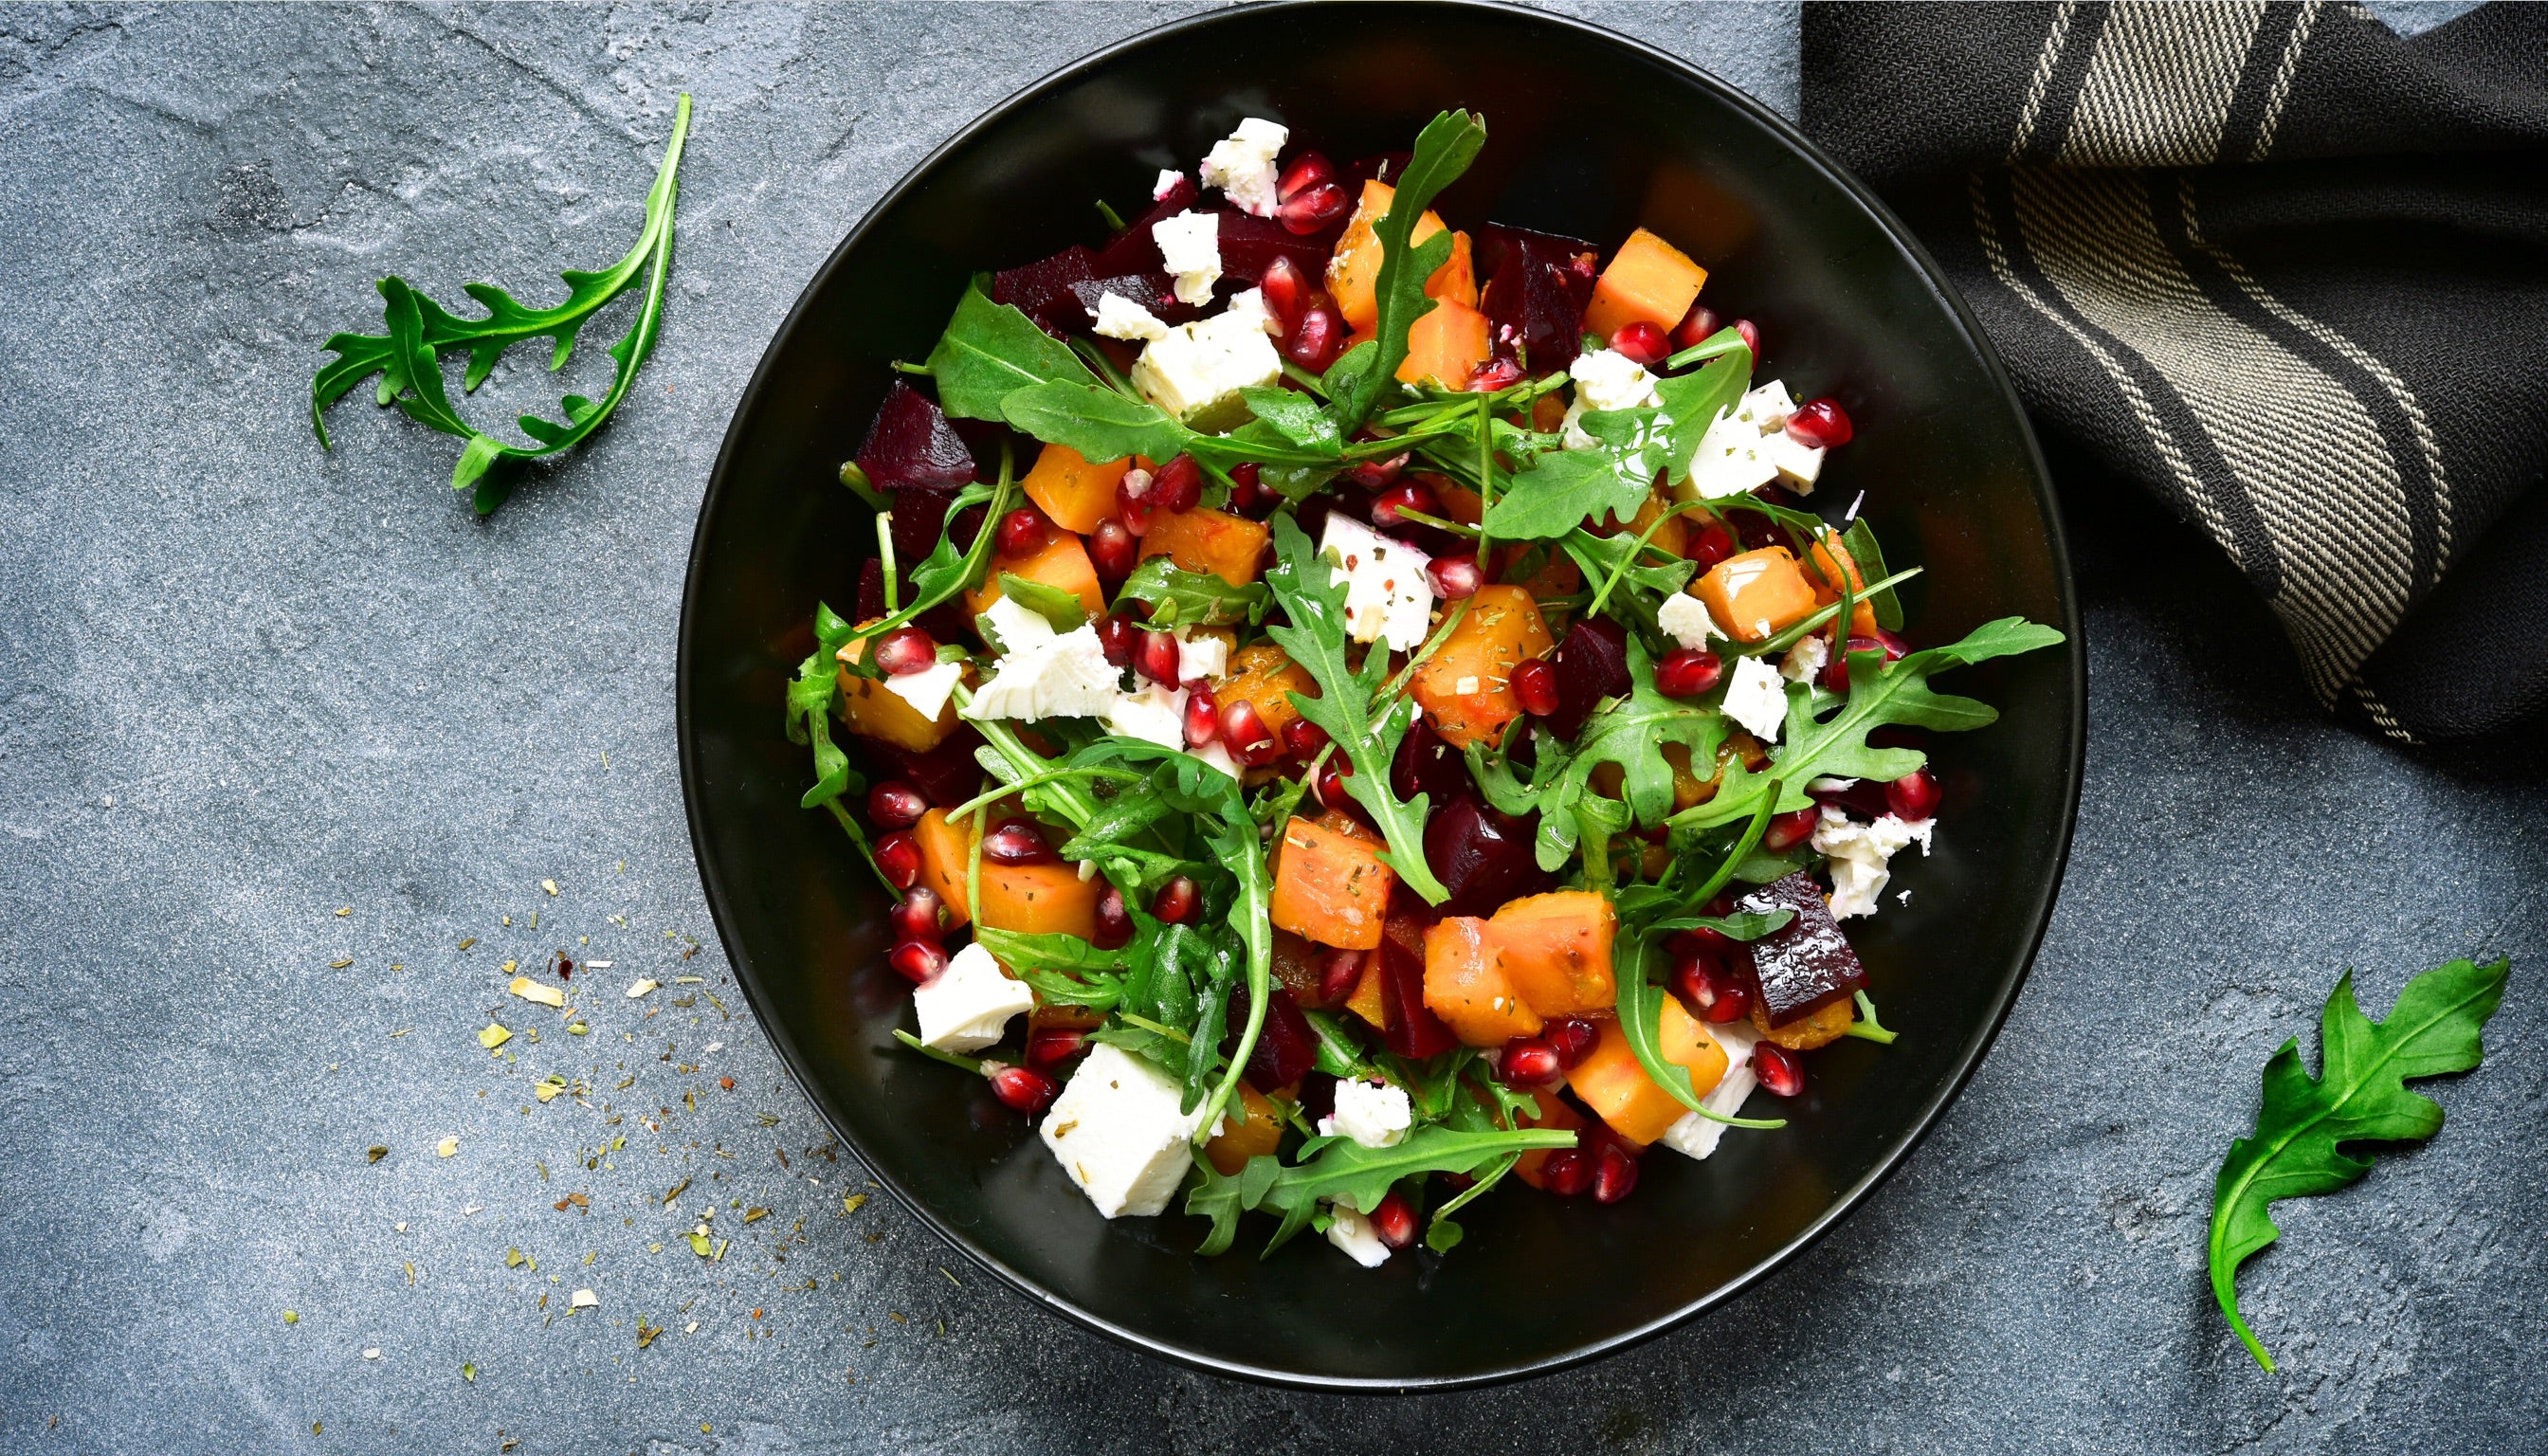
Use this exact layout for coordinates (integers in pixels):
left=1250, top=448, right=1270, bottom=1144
left=1803, top=2, right=2548, bottom=740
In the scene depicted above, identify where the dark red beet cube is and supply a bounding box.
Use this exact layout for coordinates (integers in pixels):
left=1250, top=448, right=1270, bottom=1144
left=1090, top=174, right=1201, bottom=277
left=1390, top=716, right=1467, bottom=809
left=1065, top=273, right=1181, bottom=327
left=990, top=244, right=1101, bottom=335
left=860, top=726, right=988, bottom=810
left=1737, top=871, right=1868, bottom=1028
left=1479, top=225, right=1599, bottom=375
left=1229, top=984, right=1318, bottom=1090
left=1425, top=795, right=1555, bottom=919
left=886, top=485, right=985, bottom=573
left=1213, top=205, right=1338, bottom=287
left=1546, top=616, right=1631, bottom=741
left=854, top=380, right=976, bottom=492
left=1375, top=926, right=1456, bottom=1059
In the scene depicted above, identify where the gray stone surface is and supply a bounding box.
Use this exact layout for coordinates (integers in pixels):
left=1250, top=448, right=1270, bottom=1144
left=0, top=5, right=2535, bottom=1454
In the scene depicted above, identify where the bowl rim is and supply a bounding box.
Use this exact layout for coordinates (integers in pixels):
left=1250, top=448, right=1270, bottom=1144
left=678, top=0, right=2085, bottom=1392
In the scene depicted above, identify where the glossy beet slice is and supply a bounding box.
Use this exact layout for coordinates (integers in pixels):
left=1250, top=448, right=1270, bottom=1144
left=1478, top=224, right=1599, bottom=374
left=854, top=380, right=976, bottom=492
left=1065, top=273, right=1185, bottom=328
left=1229, top=984, right=1318, bottom=1090
left=1390, top=716, right=1467, bottom=810
left=859, top=725, right=988, bottom=810
left=991, top=244, right=1100, bottom=335
left=1214, top=204, right=1338, bottom=287
left=1737, top=871, right=1869, bottom=1028
left=1090, top=173, right=1202, bottom=277
left=1375, top=922, right=1457, bottom=1060
left=1546, top=616, right=1631, bottom=741
left=1425, top=795, right=1556, bottom=919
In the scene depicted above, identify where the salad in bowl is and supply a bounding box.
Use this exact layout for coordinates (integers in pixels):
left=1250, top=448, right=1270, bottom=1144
left=787, top=109, right=2060, bottom=1268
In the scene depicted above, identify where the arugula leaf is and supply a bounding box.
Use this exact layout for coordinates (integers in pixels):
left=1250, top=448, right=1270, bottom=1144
left=1262, top=515, right=1450, bottom=903
left=973, top=924, right=1142, bottom=1011
left=1524, top=636, right=1731, bottom=871
left=1563, top=524, right=1697, bottom=636
left=922, top=282, right=1099, bottom=420
left=998, top=380, right=1191, bottom=465
left=313, top=94, right=693, bottom=513
left=1483, top=409, right=1670, bottom=540
left=1321, top=110, right=1488, bottom=429
left=1839, top=518, right=1903, bottom=631
left=995, top=573, right=1087, bottom=631
left=1238, top=387, right=1344, bottom=455
left=2210, top=957, right=2509, bottom=1372
left=1113, top=556, right=1269, bottom=628
left=784, top=602, right=863, bottom=810
left=1654, top=336, right=1754, bottom=488
left=1186, top=1125, right=1574, bottom=1257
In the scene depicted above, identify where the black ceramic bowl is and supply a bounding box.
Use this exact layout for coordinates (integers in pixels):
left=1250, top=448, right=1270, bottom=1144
left=680, top=0, right=2082, bottom=1391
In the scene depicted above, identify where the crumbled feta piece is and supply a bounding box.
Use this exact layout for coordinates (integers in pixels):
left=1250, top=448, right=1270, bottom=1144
left=882, top=657, right=963, bottom=721
left=1129, top=302, right=1282, bottom=424
left=1153, top=168, right=1183, bottom=202
left=1153, top=209, right=1222, bottom=306
left=962, top=623, right=1120, bottom=722
left=1733, top=380, right=1798, bottom=431
left=1720, top=653, right=1790, bottom=742
left=1174, top=628, right=1228, bottom=682
left=912, top=942, right=1035, bottom=1053
left=1320, top=1077, right=1411, bottom=1149
left=1318, top=514, right=1435, bottom=652
left=1186, top=737, right=1242, bottom=781
left=1558, top=399, right=1599, bottom=452
left=1812, top=807, right=1934, bottom=919
left=1089, top=291, right=1169, bottom=342
left=1223, top=285, right=1279, bottom=336
left=979, top=592, right=1057, bottom=652
left=1040, top=1043, right=1209, bottom=1218
left=1779, top=635, right=1828, bottom=684
left=1454, top=675, right=1480, bottom=696
left=1324, top=1202, right=1390, bottom=1267
left=1759, top=428, right=1826, bottom=492
left=1200, top=117, right=1288, bottom=218
left=1661, top=1020, right=1763, bottom=1161
left=1101, top=682, right=1186, bottom=749
left=1687, top=406, right=1779, bottom=499
left=1657, top=592, right=1722, bottom=650
left=1569, top=347, right=1663, bottom=413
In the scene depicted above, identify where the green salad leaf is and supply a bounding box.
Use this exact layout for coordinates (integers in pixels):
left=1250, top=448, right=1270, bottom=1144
left=1321, top=110, right=1487, bottom=430
left=1187, top=1124, right=1574, bottom=1258
left=1654, top=332, right=1754, bottom=486
left=998, top=381, right=1192, bottom=466
left=995, top=573, right=1087, bottom=631
left=922, top=282, right=1100, bottom=419
left=783, top=602, right=862, bottom=811
left=1113, top=556, right=1270, bottom=628
left=1483, top=407, right=1669, bottom=540
left=1239, top=386, right=1344, bottom=455
left=2210, top=957, right=2509, bottom=1372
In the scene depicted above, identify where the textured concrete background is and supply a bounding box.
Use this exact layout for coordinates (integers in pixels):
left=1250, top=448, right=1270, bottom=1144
left=1, top=5, right=2538, bottom=1454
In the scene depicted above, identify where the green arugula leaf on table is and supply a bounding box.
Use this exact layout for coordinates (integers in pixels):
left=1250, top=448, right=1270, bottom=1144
left=2210, top=957, right=2509, bottom=1372
left=1320, top=110, right=1488, bottom=430
left=1261, top=515, right=1451, bottom=904
left=312, top=94, right=693, bottom=514
left=921, top=282, right=1101, bottom=420
left=1186, top=1125, right=1574, bottom=1258
left=1113, top=556, right=1269, bottom=628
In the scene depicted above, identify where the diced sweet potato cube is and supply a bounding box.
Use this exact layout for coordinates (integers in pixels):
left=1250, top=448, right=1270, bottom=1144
left=1422, top=916, right=1543, bottom=1047
left=1487, top=891, right=1617, bottom=1017
left=1410, top=585, right=1555, bottom=750
left=1219, top=644, right=1318, bottom=740
left=909, top=808, right=1101, bottom=938
left=1432, top=479, right=1483, bottom=526
left=1029, top=1001, right=1104, bottom=1034
left=1326, top=180, right=1452, bottom=333
left=964, top=532, right=1105, bottom=624
left=1270, top=816, right=1396, bottom=950
left=1583, top=227, right=1708, bottom=340
left=1429, top=231, right=1478, bottom=309
left=1807, top=535, right=1880, bottom=637
left=1136, top=507, right=1269, bottom=587
left=1204, top=1083, right=1284, bottom=1174
left=911, top=809, right=974, bottom=930
left=837, top=626, right=964, bottom=753
left=1512, top=1088, right=1586, bottom=1191
left=1567, top=1000, right=1727, bottom=1146
left=1697, top=546, right=1820, bottom=643
left=1020, top=442, right=1129, bottom=534
left=1396, top=299, right=1491, bottom=387
left=1751, top=995, right=1854, bottom=1051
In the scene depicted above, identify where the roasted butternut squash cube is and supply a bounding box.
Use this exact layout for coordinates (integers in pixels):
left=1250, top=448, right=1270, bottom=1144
left=1429, top=231, right=1478, bottom=309
left=1410, top=585, right=1555, bottom=750
left=1326, top=179, right=1453, bottom=333
left=1595, top=487, right=1689, bottom=560
left=1396, top=299, right=1491, bottom=387
left=1512, top=1088, right=1586, bottom=1191
left=909, top=808, right=1101, bottom=938
left=1204, top=1083, right=1285, bottom=1175
left=1583, top=227, right=1708, bottom=340
left=1487, top=891, right=1617, bottom=1017
left=1566, top=1001, right=1728, bottom=1146
left=837, top=626, right=964, bottom=753
left=1697, top=546, right=1820, bottom=643
left=964, top=532, right=1105, bottom=624
left=1807, top=534, right=1881, bottom=637
left=1489, top=541, right=1582, bottom=601
left=1270, top=816, right=1396, bottom=951
left=1020, top=443, right=1129, bottom=535
left=1751, top=994, right=1855, bottom=1051
left=1422, top=916, right=1543, bottom=1047
left=1218, top=644, right=1318, bottom=740
left=1136, top=507, right=1269, bottom=588
left=910, top=808, right=975, bottom=930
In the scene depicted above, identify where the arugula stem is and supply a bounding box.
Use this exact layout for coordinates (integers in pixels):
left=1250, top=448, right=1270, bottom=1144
left=1844, top=989, right=1897, bottom=1044
left=1663, top=325, right=1750, bottom=372
left=1744, top=567, right=1921, bottom=658
left=889, top=360, right=934, bottom=375
left=1392, top=508, right=1480, bottom=538
left=877, top=513, right=901, bottom=615
left=944, top=767, right=1139, bottom=824
left=1117, top=1012, right=1191, bottom=1044
left=1582, top=500, right=1714, bottom=620
left=1686, top=778, right=1783, bottom=908
left=1281, top=362, right=1332, bottom=398
left=891, top=1029, right=985, bottom=1073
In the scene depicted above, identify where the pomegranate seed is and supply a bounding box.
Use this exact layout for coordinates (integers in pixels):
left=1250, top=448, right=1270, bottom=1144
left=873, top=831, right=921, bottom=890
left=1886, top=766, right=1941, bottom=820
left=1369, top=1192, right=1418, bottom=1249
left=1592, top=1141, right=1640, bottom=1203
left=1276, top=150, right=1333, bottom=202
left=1349, top=453, right=1411, bottom=494
left=990, top=1065, right=1061, bottom=1116
left=1319, top=948, right=1365, bottom=1002
left=1152, top=454, right=1201, bottom=515
left=1259, top=258, right=1311, bottom=328
left=1511, top=659, right=1560, bottom=717
left=1222, top=699, right=1280, bottom=765
left=1227, top=462, right=1272, bottom=518
left=1311, top=756, right=1353, bottom=813
left=1786, top=397, right=1854, bottom=450
left=1151, top=875, right=1199, bottom=925
left=1500, top=1039, right=1561, bottom=1086
left=1283, top=717, right=1331, bottom=759
left=1818, top=629, right=1908, bottom=693
left=981, top=818, right=1056, bottom=865
left=1541, top=1148, right=1594, bottom=1197
left=1116, top=467, right=1159, bottom=535
left=1702, top=973, right=1753, bottom=1025
left=1545, top=1017, right=1599, bottom=1069
left=1098, top=612, right=1138, bottom=667
left=1734, top=318, right=1761, bottom=357
left=1424, top=554, right=1482, bottom=599
left=865, top=780, right=927, bottom=829
left=1089, top=519, right=1138, bottom=578
left=1684, top=518, right=1738, bottom=569
left=1136, top=629, right=1182, bottom=685
left=1609, top=321, right=1669, bottom=365
left=1753, top=1042, right=1806, bottom=1098
left=872, top=627, right=938, bottom=677
left=1284, top=304, right=1348, bottom=371
left=1277, top=182, right=1352, bottom=235
left=890, top=886, right=947, bottom=944
left=1092, top=885, right=1133, bottom=950
left=1026, top=1027, right=1087, bottom=1069
left=1671, top=302, right=1723, bottom=350
left=1653, top=648, right=1724, bottom=699
left=995, top=508, right=1048, bottom=559
left=1762, top=806, right=1820, bottom=852
left=1671, top=950, right=1749, bottom=1023
left=1465, top=356, right=1523, bottom=392
left=1183, top=685, right=1221, bottom=747
left=887, top=939, right=947, bottom=984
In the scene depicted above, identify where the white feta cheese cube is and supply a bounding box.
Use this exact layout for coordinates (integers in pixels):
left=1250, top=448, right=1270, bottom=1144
left=1661, top=1020, right=1762, bottom=1161
left=1779, top=635, right=1828, bottom=684
left=1089, top=291, right=1169, bottom=342
left=1174, top=628, right=1228, bottom=682
left=1200, top=117, right=1288, bottom=218
left=1324, top=1202, right=1390, bottom=1267
left=1733, top=379, right=1798, bottom=432
left=1657, top=592, right=1722, bottom=650
left=1759, top=428, right=1826, bottom=492
left=1224, top=286, right=1279, bottom=336
left=1319, top=1077, right=1411, bottom=1149
left=1686, top=407, right=1779, bottom=500
left=1040, top=1043, right=1208, bottom=1218
left=962, top=623, right=1121, bottom=722
left=1811, top=808, right=1934, bottom=919
left=1558, top=398, right=1599, bottom=452
left=1152, top=209, right=1222, bottom=306
left=1568, top=347, right=1663, bottom=412
left=1152, top=168, right=1183, bottom=202
left=1720, top=653, right=1790, bottom=742
left=1130, top=304, right=1283, bottom=424
left=881, top=657, right=963, bottom=722
left=1318, top=514, right=1435, bottom=652
left=978, top=593, right=1057, bottom=652
left=1101, top=682, right=1186, bottom=750
left=912, top=943, right=1034, bottom=1054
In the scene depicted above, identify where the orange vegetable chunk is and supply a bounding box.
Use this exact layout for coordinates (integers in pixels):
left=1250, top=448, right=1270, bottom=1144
left=1511, top=1089, right=1586, bottom=1191
left=1218, top=644, right=1319, bottom=741
left=1396, top=299, right=1491, bottom=386
left=1021, top=443, right=1129, bottom=535
left=1204, top=1084, right=1285, bottom=1174
left=1583, top=227, right=1708, bottom=340
left=1269, top=815, right=1396, bottom=951
left=1325, top=180, right=1453, bottom=333
left=1410, top=585, right=1555, bottom=750
left=1136, top=507, right=1270, bottom=588
left=1697, top=546, right=1820, bottom=643
left=1566, top=1001, right=1728, bottom=1146
left=908, top=809, right=1101, bottom=938
left=1487, top=891, right=1617, bottom=1017
left=964, top=532, right=1105, bottom=624
left=1343, top=952, right=1387, bottom=1031
left=836, top=625, right=964, bottom=753
left=1422, top=916, right=1544, bottom=1047
left=1807, top=534, right=1881, bottom=637
left=910, top=809, right=974, bottom=930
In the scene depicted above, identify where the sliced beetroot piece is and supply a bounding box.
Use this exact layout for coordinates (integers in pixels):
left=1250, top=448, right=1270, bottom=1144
left=1214, top=205, right=1338, bottom=288
left=1065, top=271, right=1181, bottom=325
left=860, top=725, right=988, bottom=810
left=990, top=244, right=1101, bottom=335
left=1228, top=984, right=1318, bottom=1090
left=1478, top=224, right=1600, bottom=374
left=1546, top=616, right=1631, bottom=741
left=1425, top=795, right=1556, bottom=919
left=854, top=380, right=976, bottom=492
left=1391, top=716, right=1467, bottom=810
left=852, top=558, right=970, bottom=644
left=1374, top=922, right=1456, bottom=1059
left=1090, top=173, right=1202, bottom=277
left=1736, top=871, right=1869, bottom=1028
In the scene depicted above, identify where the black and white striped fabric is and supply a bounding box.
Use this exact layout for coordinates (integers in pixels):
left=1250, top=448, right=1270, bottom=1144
left=1803, top=2, right=2548, bottom=740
